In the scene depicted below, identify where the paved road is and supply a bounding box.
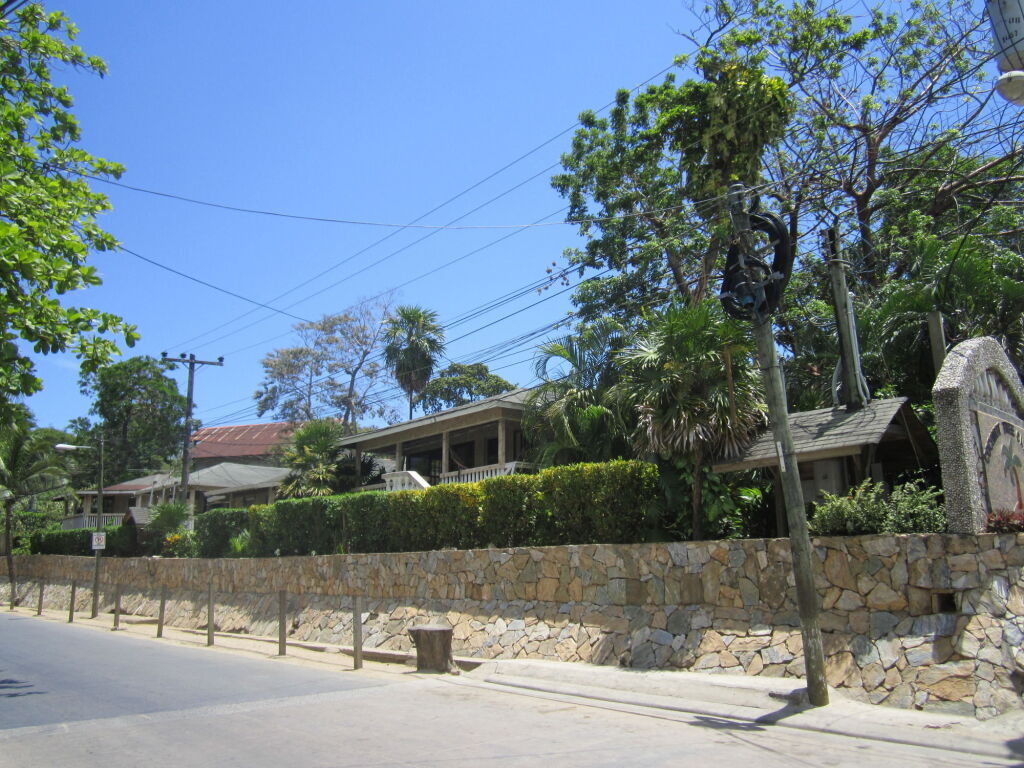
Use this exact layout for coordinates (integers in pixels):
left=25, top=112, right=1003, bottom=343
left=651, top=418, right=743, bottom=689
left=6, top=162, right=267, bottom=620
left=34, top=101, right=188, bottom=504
left=0, top=612, right=1015, bottom=767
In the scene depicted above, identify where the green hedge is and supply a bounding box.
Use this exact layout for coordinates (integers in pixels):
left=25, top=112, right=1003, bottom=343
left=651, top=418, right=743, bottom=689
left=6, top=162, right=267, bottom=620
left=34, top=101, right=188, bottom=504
left=32, top=461, right=668, bottom=558
left=29, top=525, right=141, bottom=556
left=194, top=508, right=250, bottom=558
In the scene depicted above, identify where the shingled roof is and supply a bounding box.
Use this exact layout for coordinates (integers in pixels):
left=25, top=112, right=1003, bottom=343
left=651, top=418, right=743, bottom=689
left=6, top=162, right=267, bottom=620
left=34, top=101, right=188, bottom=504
left=191, top=422, right=293, bottom=460
left=712, top=397, right=934, bottom=473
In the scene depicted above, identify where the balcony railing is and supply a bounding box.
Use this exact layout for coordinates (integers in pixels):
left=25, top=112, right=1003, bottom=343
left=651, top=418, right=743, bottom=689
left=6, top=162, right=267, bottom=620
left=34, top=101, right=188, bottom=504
left=60, top=513, right=124, bottom=530
left=438, top=461, right=536, bottom=485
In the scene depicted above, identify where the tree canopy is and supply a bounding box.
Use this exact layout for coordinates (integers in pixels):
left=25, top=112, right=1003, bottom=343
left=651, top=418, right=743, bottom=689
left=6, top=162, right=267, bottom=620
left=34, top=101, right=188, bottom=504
left=255, top=299, right=394, bottom=428
left=418, top=363, right=514, bottom=415
left=77, top=356, right=186, bottom=484
left=0, top=4, right=137, bottom=414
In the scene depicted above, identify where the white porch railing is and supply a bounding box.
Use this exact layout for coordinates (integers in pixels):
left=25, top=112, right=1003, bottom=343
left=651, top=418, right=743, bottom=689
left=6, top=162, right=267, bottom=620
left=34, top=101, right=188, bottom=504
left=383, top=471, right=431, bottom=491
left=60, top=513, right=124, bottom=530
left=439, top=461, right=536, bottom=485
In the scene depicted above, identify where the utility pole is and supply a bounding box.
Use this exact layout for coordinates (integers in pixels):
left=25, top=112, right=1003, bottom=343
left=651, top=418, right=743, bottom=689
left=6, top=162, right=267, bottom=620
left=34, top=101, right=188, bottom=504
left=725, top=183, right=829, bottom=707
left=162, top=353, right=223, bottom=518
left=823, top=226, right=869, bottom=411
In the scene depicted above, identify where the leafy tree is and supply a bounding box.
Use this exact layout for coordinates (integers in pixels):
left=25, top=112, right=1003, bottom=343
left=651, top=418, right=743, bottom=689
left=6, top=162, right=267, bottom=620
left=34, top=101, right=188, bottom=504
left=551, top=41, right=792, bottom=325
left=523, top=319, right=630, bottom=466
left=76, top=356, right=186, bottom=484
left=278, top=419, right=383, bottom=498
left=418, top=363, right=514, bottom=415
left=1, top=421, right=65, bottom=600
left=609, top=300, right=766, bottom=539
left=255, top=298, right=394, bottom=428
left=0, top=4, right=137, bottom=415
left=382, top=305, right=446, bottom=420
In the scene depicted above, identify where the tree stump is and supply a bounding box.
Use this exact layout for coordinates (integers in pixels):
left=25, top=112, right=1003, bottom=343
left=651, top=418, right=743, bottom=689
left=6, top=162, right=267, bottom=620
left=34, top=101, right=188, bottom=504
left=408, top=624, right=458, bottom=674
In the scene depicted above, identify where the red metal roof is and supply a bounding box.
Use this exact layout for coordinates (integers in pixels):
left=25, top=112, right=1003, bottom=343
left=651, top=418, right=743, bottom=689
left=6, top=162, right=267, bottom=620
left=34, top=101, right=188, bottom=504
left=191, top=422, right=293, bottom=460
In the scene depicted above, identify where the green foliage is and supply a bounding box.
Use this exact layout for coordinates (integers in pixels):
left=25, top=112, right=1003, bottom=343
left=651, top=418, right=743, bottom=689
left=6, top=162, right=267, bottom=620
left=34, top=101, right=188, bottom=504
left=266, top=496, right=342, bottom=556
left=535, top=461, right=663, bottom=545
left=103, top=523, right=140, bottom=557
left=417, top=483, right=483, bottom=551
left=339, top=491, right=392, bottom=554
left=77, top=356, right=186, bottom=484
left=161, top=530, right=198, bottom=558
left=146, top=502, right=188, bottom=538
left=418, top=363, right=514, bottom=414
left=0, top=4, right=137, bottom=408
left=278, top=419, right=383, bottom=499
left=524, top=318, right=630, bottom=467
left=194, top=508, right=249, bottom=558
left=29, top=527, right=90, bottom=555
left=227, top=529, right=252, bottom=557
left=383, top=305, right=446, bottom=420
left=809, top=479, right=946, bottom=536
left=477, top=474, right=541, bottom=548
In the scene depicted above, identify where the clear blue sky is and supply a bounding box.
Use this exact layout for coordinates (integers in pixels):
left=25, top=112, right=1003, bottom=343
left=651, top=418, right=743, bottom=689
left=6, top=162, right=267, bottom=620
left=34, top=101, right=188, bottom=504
left=27, top=1, right=698, bottom=431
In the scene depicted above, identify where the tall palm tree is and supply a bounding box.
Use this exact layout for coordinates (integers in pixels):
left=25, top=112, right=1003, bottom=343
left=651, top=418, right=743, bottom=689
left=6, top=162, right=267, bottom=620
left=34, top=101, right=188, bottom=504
left=523, top=318, right=629, bottom=466
left=1, top=425, right=65, bottom=601
left=609, top=300, right=766, bottom=540
left=383, top=306, right=446, bottom=420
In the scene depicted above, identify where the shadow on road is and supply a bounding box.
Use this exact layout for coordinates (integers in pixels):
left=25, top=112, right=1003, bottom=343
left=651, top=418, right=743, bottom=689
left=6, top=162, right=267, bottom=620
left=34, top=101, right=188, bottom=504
left=0, top=678, right=45, bottom=699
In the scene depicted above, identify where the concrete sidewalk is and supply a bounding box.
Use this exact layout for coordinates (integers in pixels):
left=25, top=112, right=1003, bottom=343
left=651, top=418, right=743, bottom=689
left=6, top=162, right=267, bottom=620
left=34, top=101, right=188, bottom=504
left=14, top=606, right=1024, bottom=762
left=470, top=658, right=1024, bottom=762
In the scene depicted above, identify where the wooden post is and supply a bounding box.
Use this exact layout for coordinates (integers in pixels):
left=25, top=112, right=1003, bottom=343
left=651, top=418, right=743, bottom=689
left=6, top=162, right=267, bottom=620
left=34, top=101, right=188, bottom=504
left=113, top=584, right=121, bottom=630
left=36, top=580, right=44, bottom=615
left=68, top=580, right=76, bottom=623
left=206, top=581, right=215, bottom=646
left=353, top=596, right=363, bottom=670
left=927, top=310, right=946, bottom=377
left=278, top=590, right=287, bottom=656
left=497, top=418, right=507, bottom=466
left=441, top=431, right=450, bottom=475
left=730, top=184, right=828, bottom=707
left=157, top=587, right=167, bottom=638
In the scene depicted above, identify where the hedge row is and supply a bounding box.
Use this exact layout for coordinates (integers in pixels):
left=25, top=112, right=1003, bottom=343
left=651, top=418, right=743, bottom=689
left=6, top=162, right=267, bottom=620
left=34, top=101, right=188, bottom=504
left=30, top=524, right=141, bottom=557
left=29, top=461, right=666, bottom=559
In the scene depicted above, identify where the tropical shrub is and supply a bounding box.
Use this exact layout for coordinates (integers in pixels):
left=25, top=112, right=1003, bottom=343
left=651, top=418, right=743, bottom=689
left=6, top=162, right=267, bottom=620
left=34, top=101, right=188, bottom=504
left=162, top=530, right=198, bottom=557
left=987, top=509, right=1024, bottom=533
left=809, top=479, right=945, bottom=535
left=194, top=508, right=249, bottom=558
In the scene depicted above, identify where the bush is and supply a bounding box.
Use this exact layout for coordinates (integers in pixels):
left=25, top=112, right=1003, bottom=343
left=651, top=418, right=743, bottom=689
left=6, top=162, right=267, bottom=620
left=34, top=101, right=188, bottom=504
left=103, top=524, right=141, bottom=557
left=987, top=509, right=1024, bottom=533
left=162, top=530, right=199, bottom=557
left=194, top=508, right=249, bottom=558
left=340, top=491, right=396, bottom=554
left=30, top=528, right=91, bottom=555
left=265, top=496, right=341, bottom=556
left=477, top=474, right=541, bottom=547
left=809, top=479, right=945, bottom=535
left=417, top=483, right=482, bottom=551
left=535, top=460, right=663, bottom=544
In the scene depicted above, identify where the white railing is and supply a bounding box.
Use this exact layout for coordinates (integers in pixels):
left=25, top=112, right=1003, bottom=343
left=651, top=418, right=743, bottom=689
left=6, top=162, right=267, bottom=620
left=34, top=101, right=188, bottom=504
left=355, top=483, right=387, bottom=493
left=439, top=461, right=537, bottom=485
left=383, top=471, right=431, bottom=491
left=60, top=513, right=124, bottom=530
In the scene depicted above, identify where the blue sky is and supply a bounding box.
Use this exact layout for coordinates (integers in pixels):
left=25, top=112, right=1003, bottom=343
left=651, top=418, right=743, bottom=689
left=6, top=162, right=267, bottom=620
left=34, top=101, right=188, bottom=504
left=27, top=1, right=698, bottom=431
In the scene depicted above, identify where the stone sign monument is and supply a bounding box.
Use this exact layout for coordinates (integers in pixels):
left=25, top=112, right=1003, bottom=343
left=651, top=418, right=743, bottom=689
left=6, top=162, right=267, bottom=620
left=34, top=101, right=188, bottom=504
left=934, top=336, right=1024, bottom=533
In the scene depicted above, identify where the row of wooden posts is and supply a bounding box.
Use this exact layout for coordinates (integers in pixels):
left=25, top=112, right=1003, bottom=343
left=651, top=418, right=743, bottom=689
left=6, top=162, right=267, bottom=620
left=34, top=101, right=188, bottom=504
left=18, top=578, right=365, bottom=670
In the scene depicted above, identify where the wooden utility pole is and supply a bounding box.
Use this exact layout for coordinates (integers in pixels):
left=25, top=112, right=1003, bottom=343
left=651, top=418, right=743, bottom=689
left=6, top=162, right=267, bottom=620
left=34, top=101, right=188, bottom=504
left=823, top=226, right=868, bottom=411
left=727, top=184, right=829, bottom=707
left=162, top=353, right=224, bottom=515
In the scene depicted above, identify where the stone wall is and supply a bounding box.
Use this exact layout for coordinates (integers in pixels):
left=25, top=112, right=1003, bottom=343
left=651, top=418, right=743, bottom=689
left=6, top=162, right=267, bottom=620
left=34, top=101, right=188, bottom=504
left=3, top=533, right=1022, bottom=719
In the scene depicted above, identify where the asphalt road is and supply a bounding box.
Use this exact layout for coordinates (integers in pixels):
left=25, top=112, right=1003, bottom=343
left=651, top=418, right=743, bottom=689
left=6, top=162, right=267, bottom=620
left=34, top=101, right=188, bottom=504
left=0, top=612, right=1016, bottom=768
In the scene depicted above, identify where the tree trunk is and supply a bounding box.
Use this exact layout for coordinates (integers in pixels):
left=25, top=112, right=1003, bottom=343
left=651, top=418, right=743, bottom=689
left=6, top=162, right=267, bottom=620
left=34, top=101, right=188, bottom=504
left=691, top=449, right=705, bottom=541
left=5, top=498, right=15, bottom=606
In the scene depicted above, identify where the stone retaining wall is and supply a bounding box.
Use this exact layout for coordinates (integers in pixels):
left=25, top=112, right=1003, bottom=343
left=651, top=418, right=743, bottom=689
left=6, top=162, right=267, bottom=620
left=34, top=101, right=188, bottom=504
left=3, top=533, right=1022, bottom=719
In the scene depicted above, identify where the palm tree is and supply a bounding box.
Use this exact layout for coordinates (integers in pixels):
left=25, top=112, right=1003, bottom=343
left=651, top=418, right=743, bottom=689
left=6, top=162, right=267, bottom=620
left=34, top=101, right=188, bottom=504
left=523, top=318, right=629, bottom=466
left=609, top=300, right=766, bottom=540
left=279, top=419, right=382, bottom=498
left=1, top=425, right=65, bottom=602
left=382, top=306, right=446, bottom=420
